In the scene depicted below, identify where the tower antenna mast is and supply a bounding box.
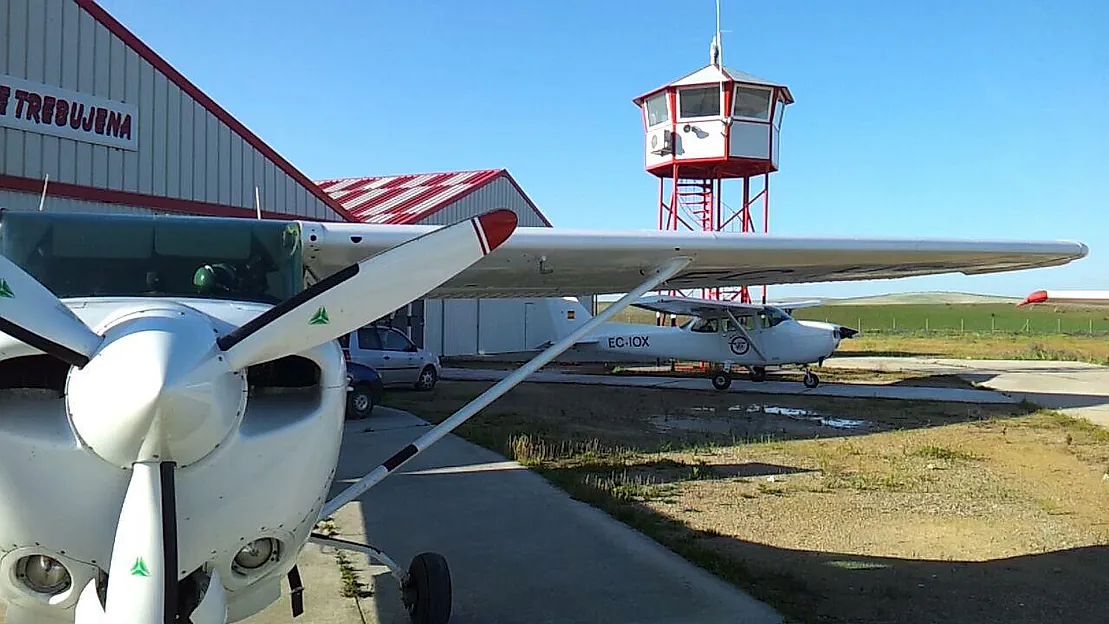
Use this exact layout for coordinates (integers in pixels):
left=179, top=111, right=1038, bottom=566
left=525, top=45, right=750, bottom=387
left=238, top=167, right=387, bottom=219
left=711, top=0, right=723, bottom=67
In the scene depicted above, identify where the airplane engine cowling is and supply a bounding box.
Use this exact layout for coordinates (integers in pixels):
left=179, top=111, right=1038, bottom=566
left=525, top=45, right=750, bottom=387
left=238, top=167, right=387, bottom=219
left=66, top=304, right=247, bottom=468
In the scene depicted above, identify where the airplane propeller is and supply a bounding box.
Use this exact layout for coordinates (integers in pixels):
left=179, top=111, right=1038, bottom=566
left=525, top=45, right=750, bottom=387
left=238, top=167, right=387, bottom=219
left=0, top=209, right=519, bottom=623
left=215, top=208, right=518, bottom=371
left=0, top=255, right=103, bottom=367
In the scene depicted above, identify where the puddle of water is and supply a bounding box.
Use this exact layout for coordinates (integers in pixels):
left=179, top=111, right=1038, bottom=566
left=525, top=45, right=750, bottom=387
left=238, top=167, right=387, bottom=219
left=729, top=404, right=815, bottom=417
left=651, top=404, right=870, bottom=432
left=649, top=416, right=737, bottom=434
left=742, top=404, right=869, bottom=429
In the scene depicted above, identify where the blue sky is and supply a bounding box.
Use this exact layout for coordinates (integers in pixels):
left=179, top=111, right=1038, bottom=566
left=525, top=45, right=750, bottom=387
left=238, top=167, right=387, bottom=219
left=99, top=0, right=1106, bottom=298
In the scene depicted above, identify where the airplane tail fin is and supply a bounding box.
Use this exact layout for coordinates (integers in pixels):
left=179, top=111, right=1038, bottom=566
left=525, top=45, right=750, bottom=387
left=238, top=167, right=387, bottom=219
left=537, top=296, right=596, bottom=347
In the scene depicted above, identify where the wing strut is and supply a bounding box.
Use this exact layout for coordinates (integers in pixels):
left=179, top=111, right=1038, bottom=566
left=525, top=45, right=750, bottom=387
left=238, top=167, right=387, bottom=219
left=318, top=256, right=693, bottom=519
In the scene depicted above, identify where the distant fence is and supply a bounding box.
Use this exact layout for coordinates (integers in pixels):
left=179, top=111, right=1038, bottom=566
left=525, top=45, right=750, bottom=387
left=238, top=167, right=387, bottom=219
left=793, top=308, right=1109, bottom=336
left=602, top=303, right=1109, bottom=337
left=810, top=317, right=1109, bottom=336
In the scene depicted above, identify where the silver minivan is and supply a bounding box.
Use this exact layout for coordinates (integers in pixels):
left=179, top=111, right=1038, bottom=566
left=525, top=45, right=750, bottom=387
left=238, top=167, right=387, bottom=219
left=339, top=325, right=441, bottom=390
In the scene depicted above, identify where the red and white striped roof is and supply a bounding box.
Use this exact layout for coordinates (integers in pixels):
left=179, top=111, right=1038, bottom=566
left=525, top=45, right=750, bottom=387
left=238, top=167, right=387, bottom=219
left=316, top=169, right=506, bottom=224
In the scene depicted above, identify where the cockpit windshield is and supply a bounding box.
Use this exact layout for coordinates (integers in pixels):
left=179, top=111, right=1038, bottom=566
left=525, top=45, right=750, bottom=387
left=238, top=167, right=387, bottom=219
left=0, top=210, right=303, bottom=304
left=762, top=306, right=792, bottom=327
left=682, top=306, right=794, bottom=332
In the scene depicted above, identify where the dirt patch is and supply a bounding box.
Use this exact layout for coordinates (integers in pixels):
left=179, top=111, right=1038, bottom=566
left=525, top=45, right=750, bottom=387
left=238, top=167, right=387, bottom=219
left=382, top=381, right=1109, bottom=623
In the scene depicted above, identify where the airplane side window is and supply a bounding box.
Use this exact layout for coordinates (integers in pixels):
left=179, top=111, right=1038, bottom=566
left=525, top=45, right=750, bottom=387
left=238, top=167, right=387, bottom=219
left=690, top=318, right=718, bottom=333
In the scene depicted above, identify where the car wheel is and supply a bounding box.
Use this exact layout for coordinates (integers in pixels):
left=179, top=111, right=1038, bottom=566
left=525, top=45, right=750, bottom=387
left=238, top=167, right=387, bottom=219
left=347, top=383, right=375, bottom=420
left=415, top=366, right=438, bottom=391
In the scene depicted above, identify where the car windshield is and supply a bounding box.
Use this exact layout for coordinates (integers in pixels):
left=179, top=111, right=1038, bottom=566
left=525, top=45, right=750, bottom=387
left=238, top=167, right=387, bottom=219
left=0, top=210, right=303, bottom=304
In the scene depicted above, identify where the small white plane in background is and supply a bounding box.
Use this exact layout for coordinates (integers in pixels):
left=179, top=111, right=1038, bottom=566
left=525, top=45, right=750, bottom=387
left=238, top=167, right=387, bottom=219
left=549, top=295, right=856, bottom=389
left=0, top=206, right=1087, bottom=624
left=1019, top=289, right=1109, bottom=307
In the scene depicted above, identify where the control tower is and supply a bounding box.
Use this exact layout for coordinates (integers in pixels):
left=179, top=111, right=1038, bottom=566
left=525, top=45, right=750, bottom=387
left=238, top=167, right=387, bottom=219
left=633, top=33, right=793, bottom=303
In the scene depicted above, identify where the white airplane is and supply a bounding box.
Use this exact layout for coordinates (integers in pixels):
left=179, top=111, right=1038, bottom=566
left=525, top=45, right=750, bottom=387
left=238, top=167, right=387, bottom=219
left=549, top=295, right=855, bottom=389
left=0, top=207, right=1088, bottom=624
left=1019, top=289, right=1109, bottom=307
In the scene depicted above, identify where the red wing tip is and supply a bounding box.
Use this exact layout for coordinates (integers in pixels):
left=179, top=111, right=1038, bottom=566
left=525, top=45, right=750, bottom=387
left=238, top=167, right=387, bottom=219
left=1017, top=290, right=1048, bottom=307
left=476, top=209, right=518, bottom=252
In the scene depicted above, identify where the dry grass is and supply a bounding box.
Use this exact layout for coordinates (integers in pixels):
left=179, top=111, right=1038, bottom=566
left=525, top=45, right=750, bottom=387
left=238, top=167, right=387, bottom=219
left=383, top=381, right=1109, bottom=624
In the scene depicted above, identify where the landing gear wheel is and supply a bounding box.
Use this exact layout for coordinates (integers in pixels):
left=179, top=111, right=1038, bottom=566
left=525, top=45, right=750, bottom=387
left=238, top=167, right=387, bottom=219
left=402, top=552, right=452, bottom=624
left=803, top=372, right=820, bottom=388
left=711, top=371, right=732, bottom=390
left=415, top=366, right=439, bottom=391
left=749, top=366, right=767, bottom=382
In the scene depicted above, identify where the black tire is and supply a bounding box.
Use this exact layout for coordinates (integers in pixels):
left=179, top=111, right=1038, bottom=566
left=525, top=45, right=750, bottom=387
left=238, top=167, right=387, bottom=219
left=749, top=366, right=767, bottom=382
left=803, top=372, right=819, bottom=388
left=402, top=552, right=452, bottom=624
left=346, top=383, right=375, bottom=420
left=415, top=366, right=438, bottom=391
left=711, top=371, right=732, bottom=390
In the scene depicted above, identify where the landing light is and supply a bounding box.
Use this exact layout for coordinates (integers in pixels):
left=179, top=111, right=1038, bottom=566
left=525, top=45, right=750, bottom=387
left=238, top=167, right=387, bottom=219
left=17, top=554, right=71, bottom=595
left=233, top=538, right=279, bottom=573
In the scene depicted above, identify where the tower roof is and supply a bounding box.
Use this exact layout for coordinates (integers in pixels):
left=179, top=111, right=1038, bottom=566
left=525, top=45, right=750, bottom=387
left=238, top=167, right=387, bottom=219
left=634, top=64, right=794, bottom=105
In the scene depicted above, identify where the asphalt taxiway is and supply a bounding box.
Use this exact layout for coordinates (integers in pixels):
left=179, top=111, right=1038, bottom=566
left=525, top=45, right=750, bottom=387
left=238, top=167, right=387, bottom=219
left=442, top=356, right=1109, bottom=425
left=250, top=408, right=782, bottom=623
left=440, top=365, right=1022, bottom=404
left=821, top=356, right=1109, bottom=426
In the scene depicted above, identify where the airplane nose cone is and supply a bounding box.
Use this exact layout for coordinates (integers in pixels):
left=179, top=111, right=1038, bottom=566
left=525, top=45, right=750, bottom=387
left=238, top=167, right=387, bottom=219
left=835, top=326, right=859, bottom=339
left=66, top=306, right=247, bottom=468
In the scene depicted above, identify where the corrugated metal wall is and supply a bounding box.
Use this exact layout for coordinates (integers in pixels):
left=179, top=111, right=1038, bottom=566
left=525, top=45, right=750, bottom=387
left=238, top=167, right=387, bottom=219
left=0, top=0, right=341, bottom=220
left=0, top=187, right=152, bottom=213
left=415, top=176, right=548, bottom=228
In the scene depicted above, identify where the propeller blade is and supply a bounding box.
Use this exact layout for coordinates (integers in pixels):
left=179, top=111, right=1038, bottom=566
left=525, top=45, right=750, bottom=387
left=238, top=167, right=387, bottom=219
left=0, top=255, right=102, bottom=368
left=216, top=209, right=518, bottom=370
left=103, top=461, right=179, bottom=622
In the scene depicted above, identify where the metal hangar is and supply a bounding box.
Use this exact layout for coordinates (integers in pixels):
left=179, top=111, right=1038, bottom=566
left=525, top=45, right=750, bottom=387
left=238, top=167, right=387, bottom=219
left=0, top=0, right=352, bottom=221
left=0, top=0, right=574, bottom=357
left=317, top=170, right=589, bottom=356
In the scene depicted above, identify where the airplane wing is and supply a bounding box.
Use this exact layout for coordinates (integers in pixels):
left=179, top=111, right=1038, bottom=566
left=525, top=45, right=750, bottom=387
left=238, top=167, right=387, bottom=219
left=299, top=222, right=1088, bottom=298
left=775, top=300, right=825, bottom=311
left=1018, top=289, right=1109, bottom=307
left=631, top=294, right=782, bottom=319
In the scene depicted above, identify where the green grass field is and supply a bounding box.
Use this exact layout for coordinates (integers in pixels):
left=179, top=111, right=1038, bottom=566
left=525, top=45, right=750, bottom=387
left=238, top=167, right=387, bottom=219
left=600, top=301, right=1109, bottom=335
left=791, top=303, right=1109, bottom=335
left=597, top=301, right=1109, bottom=364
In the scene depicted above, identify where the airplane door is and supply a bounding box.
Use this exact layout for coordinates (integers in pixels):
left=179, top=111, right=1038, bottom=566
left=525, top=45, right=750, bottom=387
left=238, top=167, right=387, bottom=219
left=720, top=316, right=759, bottom=363
left=752, top=310, right=789, bottom=363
